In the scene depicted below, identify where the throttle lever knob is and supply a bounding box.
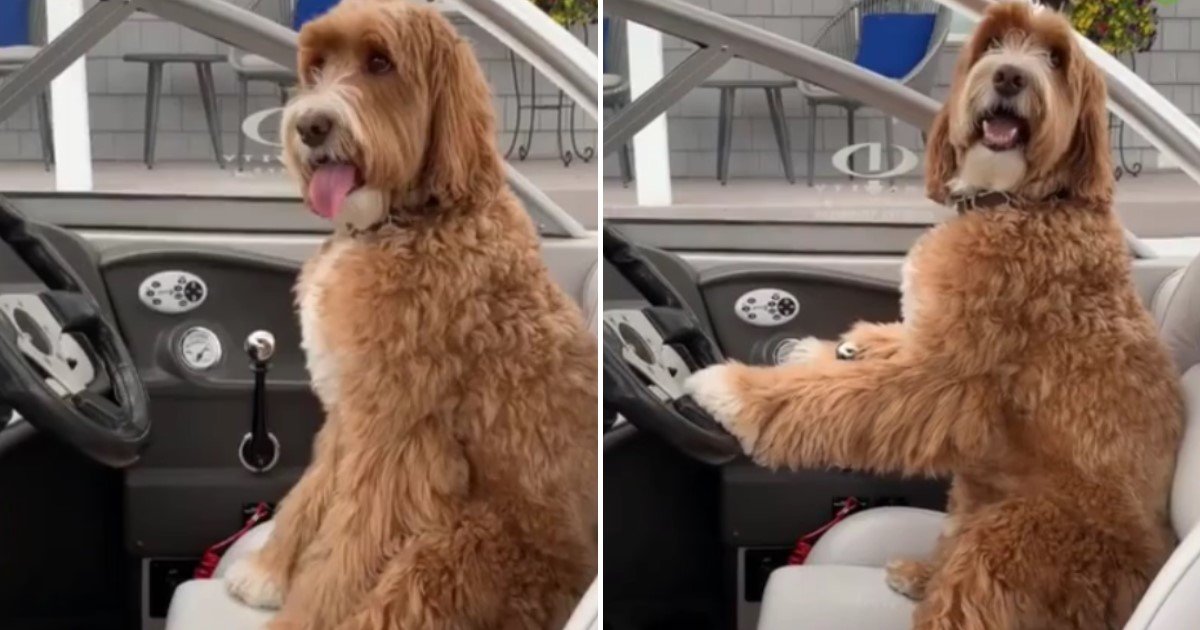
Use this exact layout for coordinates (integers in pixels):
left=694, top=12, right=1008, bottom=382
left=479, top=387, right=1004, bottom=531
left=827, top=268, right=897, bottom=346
left=240, top=330, right=279, bottom=473
left=245, top=330, right=276, bottom=364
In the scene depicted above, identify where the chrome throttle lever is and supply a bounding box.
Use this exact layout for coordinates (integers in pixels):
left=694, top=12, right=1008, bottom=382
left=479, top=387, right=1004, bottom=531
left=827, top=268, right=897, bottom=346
left=239, top=330, right=279, bottom=473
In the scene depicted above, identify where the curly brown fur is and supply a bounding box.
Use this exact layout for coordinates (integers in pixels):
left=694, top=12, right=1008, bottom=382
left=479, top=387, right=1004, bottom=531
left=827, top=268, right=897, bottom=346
left=223, top=3, right=597, bottom=628
left=686, top=4, right=1181, bottom=628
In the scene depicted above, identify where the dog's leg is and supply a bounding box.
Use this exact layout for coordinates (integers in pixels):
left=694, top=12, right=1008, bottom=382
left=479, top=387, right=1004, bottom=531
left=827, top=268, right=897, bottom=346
left=684, top=353, right=995, bottom=475
left=840, top=321, right=905, bottom=360
left=325, top=507, right=588, bottom=630
left=781, top=322, right=906, bottom=366
left=226, top=417, right=341, bottom=608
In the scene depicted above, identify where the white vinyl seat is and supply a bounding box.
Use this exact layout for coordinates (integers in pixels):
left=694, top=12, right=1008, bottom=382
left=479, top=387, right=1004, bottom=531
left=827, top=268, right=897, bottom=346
left=164, top=522, right=276, bottom=630
left=758, top=254, right=1200, bottom=630
left=165, top=515, right=598, bottom=630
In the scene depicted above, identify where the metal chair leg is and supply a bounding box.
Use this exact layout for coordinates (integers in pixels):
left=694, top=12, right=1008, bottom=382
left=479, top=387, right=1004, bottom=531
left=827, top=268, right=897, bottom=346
left=143, top=62, right=163, bottom=169
left=618, top=142, right=633, bottom=187
left=884, top=115, right=895, bottom=187
left=765, top=88, right=795, bottom=184
left=718, top=88, right=736, bottom=185
left=806, top=100, right=817, bottom=187
left=36, top=91, right=53, bottom=171
left=237, top=78, right=248, bottom=172
left=846, top=106, right=856, bottom=180
left=195, top=62, right=225, bottom=169
left=715, top=88, right=728, bottom=182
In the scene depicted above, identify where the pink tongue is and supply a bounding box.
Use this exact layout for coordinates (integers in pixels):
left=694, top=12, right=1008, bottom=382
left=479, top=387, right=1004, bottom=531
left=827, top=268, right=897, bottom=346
left=983, top=117, right=1020, bottom=148
left=307, top=164, right=358, bottom=219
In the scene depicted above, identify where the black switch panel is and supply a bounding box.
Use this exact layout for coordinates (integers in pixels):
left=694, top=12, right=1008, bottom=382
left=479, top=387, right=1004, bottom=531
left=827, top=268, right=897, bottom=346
left=743, top=548, right=792, bottom=603
left=147, top=558, right=199, bottom=618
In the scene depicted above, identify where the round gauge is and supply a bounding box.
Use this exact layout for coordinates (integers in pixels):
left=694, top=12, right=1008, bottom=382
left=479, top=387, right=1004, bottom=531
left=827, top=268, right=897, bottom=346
left=179, top=327, right=222, bottom=371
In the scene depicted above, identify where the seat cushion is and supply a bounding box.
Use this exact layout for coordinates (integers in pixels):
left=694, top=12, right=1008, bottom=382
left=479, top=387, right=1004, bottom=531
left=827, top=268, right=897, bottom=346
left=214, top=521, right=275, bottom=578
left=854, top=13, right=937, bottom=79
left=807, top=506, right=945, bottom=567
left=165, top=580, right=273, bottom=630
left=757, top=565, right=915, bottom=630
left=167, top=522, right=276, bottom=630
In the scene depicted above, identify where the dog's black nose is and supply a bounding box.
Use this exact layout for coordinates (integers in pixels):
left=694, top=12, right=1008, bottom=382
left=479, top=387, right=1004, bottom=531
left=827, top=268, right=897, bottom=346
left=993, top=65, right=1027, bottom=98
left=297, top=112, right=333, bottom=148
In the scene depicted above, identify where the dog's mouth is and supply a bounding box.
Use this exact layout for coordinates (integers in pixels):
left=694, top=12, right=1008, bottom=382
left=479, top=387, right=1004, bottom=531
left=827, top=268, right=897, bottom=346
left=975, top=105, right=1030, bottom=152
left=307, top=161, right=364, bottom=220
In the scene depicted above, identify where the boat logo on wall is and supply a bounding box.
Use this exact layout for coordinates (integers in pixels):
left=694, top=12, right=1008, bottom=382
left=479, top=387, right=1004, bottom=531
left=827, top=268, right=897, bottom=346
left=831, top=142, right=920, bottom=191
left=225, top=107, right=288, bottom=175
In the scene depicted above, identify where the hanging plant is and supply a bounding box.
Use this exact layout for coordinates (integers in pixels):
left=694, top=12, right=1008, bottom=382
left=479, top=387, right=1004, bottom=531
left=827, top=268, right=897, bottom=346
left=1068, top=0, right=1160, bottom=55
left=530, top=0, right=598, bottom=29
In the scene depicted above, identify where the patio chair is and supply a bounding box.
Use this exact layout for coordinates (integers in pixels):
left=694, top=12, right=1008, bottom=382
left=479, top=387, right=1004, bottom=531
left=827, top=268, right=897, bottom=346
left=798, top=0, right=951, bottom=186
left=230, top=0, right=338, bottom=171
left=603, top=17, right=633, bottom=186
left=0, top=0, right=53, bottom=171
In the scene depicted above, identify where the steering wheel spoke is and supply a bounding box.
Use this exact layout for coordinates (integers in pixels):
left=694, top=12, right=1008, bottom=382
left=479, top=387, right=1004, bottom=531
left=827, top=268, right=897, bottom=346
left=0, top=294, right=98, bottom=395
left=72, top=390, right=127, bottom=432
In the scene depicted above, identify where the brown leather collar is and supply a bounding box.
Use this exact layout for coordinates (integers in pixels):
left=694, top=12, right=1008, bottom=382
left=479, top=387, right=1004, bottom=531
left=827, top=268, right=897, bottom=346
left=345, top=211, right=409, bottom=238
left=949, top=189, right=1069, bottom=215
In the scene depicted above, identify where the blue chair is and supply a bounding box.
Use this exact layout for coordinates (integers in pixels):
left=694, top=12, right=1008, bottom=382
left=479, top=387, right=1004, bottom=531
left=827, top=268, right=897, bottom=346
left=797, top=0, right=951, bottom=186
left=229, top=0, right=340, bottom=171
left=0, top=0, right=53, bottom=170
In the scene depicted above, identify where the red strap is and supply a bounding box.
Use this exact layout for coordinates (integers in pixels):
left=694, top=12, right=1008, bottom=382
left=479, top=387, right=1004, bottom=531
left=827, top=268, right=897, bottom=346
left=193, top=502, right=271, bottom=579
left=787, top=497, right=860, bottom=565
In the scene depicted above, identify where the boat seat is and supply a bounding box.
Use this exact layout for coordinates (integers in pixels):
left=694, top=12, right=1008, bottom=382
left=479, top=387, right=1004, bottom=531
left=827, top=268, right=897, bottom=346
left=758, top=252, right=1200, bottom=630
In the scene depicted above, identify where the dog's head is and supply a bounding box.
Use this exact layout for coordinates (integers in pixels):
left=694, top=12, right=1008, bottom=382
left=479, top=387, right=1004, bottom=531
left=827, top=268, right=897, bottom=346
left=926, top=2, right=1111, bottom=205
left=281, top=0, right=502, bottom=230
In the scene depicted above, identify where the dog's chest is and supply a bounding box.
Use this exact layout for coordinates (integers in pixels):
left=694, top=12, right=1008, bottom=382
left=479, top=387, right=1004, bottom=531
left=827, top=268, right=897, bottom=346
left=298, top=239, right=352, bottom=407
left=900, top=230, right=934, bottom=324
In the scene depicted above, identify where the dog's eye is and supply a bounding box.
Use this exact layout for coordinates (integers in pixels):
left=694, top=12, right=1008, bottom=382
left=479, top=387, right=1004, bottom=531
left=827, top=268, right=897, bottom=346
left=1048, top=49, right=1064, bottom=69
left=366, top=53, right=393, bottom=75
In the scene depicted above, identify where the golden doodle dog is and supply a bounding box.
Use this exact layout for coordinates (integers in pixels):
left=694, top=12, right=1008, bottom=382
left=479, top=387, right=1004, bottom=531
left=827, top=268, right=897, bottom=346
left=222, top=2, right=597, bottom=628
left=686, top=3, right=1182, bottom=628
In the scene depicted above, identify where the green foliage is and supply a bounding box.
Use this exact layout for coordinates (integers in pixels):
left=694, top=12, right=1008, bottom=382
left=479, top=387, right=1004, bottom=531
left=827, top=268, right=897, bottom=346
left=1069, top=0, right=1160, bottom=55
left=530, top=0, right=598, bottom=28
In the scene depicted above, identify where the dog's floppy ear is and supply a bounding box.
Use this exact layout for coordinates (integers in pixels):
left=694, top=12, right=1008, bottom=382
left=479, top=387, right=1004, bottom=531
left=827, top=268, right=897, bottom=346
left=419, top=13, right=504, bottom=207
left=1061, top=53, right=1113, bottom=203
left=924, top=107, right=957, bottom=204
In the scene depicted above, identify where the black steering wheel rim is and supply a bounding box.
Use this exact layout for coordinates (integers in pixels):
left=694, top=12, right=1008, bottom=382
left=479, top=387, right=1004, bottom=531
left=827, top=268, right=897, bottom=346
left=603, top=225, right=740, bottom=465
left=0, top=197, right=150, bottom=467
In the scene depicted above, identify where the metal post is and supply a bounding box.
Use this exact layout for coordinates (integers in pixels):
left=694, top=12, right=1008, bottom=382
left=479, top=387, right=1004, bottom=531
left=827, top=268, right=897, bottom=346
left=46, top=0, right=95, bottom=191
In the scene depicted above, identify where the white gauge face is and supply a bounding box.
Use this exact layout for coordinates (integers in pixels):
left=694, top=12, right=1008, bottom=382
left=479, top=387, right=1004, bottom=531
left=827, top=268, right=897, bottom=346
left=179, top=327, right=222, bottom=371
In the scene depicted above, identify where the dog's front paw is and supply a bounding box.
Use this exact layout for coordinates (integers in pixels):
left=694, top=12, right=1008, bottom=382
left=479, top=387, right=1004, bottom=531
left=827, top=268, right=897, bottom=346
left=225, top=555, right=285, bottom=610
left=885, top=559, right=930, bottom=601
left=684, top=365, right=745, bottom=430
left=684, top=364, right=766, bottom=457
